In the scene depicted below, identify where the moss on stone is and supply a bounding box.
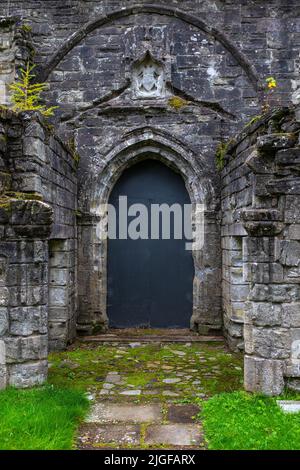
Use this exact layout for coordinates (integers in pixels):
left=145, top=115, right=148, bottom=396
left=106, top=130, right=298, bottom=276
left=0, top=199, right=12, bottom=210
left=67, top=137, right=81, bottom=167
left=245, top=114, right=263, bottom=128
left=215, top=142, right=229, bottom=170
left=20, top=24, right=32, bottom=33
left=48, top=342, right=243, bottom=403
left=168, top=96, right=189, bottom=110
left=0, top=192, right=43, bottom=211
left=5, top=191, right=43, bottom=201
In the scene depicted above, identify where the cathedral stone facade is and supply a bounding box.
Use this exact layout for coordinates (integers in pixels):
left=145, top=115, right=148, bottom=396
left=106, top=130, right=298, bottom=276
left=0, top=1, right=300, bottom=395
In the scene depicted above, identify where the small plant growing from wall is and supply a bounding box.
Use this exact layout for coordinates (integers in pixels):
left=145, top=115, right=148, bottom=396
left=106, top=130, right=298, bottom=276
left=262, top=76, right=278, bottom=113
left=243, top=77, right=279, bottom=129
left=215, top=142, right=229, bottom=171
left=67, top=136, right=81, bottom=168
left=9, top=62, right=58, bottom=117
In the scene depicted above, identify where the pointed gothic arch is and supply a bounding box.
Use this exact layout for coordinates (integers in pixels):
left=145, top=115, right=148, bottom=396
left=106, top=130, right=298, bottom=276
left=77, top=128, right=222, bottom=334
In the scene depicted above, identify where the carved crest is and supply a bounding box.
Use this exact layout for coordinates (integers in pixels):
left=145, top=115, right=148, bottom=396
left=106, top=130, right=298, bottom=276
left=133, top=51, right=165, bottom=98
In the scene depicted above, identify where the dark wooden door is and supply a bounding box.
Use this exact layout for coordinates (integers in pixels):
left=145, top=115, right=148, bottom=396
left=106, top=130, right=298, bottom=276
left=107, top=159, right=193, bottom=328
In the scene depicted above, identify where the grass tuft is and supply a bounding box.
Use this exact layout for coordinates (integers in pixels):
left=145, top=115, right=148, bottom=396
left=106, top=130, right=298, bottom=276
left=198, top=390, right=300, bottom=450
left=0, top=385, right=89, bottom=450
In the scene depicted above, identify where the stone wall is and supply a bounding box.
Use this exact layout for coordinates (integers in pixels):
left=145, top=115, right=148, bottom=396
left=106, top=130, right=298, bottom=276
left=221, top=136, right=252, bottom=351
left=1, top=0, right=299, bottom=336
left=2, top=0, right=299, bottom=334
left=0, top=17, right=32, bottom=105
left=0, top=109, right=77, bottom=388
left=0, top=2, right=299, bottom=395
left=222, top=108, right=300, bottom=395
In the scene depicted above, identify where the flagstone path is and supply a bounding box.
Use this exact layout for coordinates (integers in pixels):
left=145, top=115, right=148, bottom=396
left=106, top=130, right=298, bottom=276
left=48, top=330, right=243, bottom=449
left=78, top=402, right=204, bottom=449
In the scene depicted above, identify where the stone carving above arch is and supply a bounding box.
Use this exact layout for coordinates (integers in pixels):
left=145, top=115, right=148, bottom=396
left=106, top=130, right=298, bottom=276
left=37, top=4, right=260, bottom=91
left=132, top=51, right=166, bottom=99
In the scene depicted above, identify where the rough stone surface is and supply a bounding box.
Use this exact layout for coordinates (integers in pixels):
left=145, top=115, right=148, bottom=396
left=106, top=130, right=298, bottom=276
left=86, top=403, right=162, bottom=424
left=167, top=404, right=200, bottom=424
left=0, top=2, right=299, bottom=395
left=78, top=424, right=141, bottom=447
left=277, top=401, right=300, bottom=414
left=78, top=397, right=205, bottom=449
left=145, top=424, right=203, bottom=447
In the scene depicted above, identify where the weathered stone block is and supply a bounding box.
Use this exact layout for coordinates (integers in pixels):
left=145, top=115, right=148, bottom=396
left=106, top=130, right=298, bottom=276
left=9, top=360, right=48, bottom=388
left=244, top=324, right=290, bottom=359
left=244, top=263, right=270, bottom=283
left=48, top=306, right=69, bottom=321
left=276, top=148, right=300, bottom=167
left=250, top=284, right=300, bottom=303
left=285, top=196, right=300, bottom=223
left=0, top=307, right=8, bottom=336
left=230, top=301, right=246, bottom=322
left=282, top=303, right=300, bottom=328
left=13, top=173, right=42, bottom=194
left=287, top=224, right=300, bottom=240
left=230, top=284, right=249, bottom=301
left=48, top=321, right=68, bottom=340
left=49, top=286, right=69, bottom=306
left=0, top=287, right=9, bottom=306
left=245, top=302, right=282, bottom=327
left=244, top=355, right=284, bottom=396
left=243, top=237, right=272, bottom=263
left=0, top=339, right=5, bottom=364
left=257, top=134, right=297, bottom=154
left=49, top=268, right=69, bottom=286
left=49, top=251, right=70, bottom=268
left=9, top=306, right=47, bottom=336
left=5, top=335, right=48, bottom=363
left=24, top=121, right=45, bottom=140
left=23, top=137, right=47, bottom=163
left=277, top=240, right=300, bottom=266
left=0, top=364, right=6, bottom=389
left=285, top=363, right=300, bottom=378
left=245, top=149, right=272, bottom=174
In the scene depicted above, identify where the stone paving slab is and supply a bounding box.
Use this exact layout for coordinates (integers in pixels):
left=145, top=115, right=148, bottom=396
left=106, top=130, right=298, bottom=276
left=86, top=403, right=163, bottom=423
left=145, top=424, right=203, bottom=447
left=78, top=424, right=141, bottom=447
left=277, top=400, right=300, bottom=413
left=167, top=404, right=200, bottom=423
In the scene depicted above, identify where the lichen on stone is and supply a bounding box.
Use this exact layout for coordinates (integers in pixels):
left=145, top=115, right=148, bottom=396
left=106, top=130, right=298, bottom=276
left=168, top=96, right=189, bottom=110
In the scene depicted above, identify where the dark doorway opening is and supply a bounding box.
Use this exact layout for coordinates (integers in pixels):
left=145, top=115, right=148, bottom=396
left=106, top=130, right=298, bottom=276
left=107, top=159, right=194, bottom=328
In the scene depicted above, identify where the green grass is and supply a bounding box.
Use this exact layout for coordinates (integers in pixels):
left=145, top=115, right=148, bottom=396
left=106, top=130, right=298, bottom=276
left=198, top=390, right=300, bottom=450
left=0, top=385, right=89, bottom=450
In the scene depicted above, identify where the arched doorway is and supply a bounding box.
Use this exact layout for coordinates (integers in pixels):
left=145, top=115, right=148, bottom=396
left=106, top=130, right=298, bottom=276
left=107, top=159, right=194, bottom=328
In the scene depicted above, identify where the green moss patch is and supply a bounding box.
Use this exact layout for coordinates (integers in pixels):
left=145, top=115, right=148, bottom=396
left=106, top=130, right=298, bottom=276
left=49, top=341, right=243, bottom=403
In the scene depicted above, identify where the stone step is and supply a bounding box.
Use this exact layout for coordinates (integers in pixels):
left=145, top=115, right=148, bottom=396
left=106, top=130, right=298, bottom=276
left=79, top=335, right=223, bottom=344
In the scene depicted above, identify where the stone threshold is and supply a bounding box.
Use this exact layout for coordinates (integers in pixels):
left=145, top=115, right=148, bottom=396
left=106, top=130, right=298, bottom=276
left=79, top=334, right=224, bottom=344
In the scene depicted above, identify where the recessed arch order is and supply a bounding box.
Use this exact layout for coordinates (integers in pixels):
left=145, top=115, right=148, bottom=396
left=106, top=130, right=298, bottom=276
left=80, top=127, right=220, bottom=333
left=38, top=3, right=260, bottom=91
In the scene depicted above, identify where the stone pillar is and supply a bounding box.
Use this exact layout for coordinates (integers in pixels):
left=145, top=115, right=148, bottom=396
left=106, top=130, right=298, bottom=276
left=241, top=128, right=300, bottom=395
left=77, top=213, right=108, bottom=335
left=191, top=209, right=222, bottom=334
left=48, top=239, right=76, bottom=351
left=242, top=212, right=286, bottom=395
left=0, top=199, right=53, bottom=388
